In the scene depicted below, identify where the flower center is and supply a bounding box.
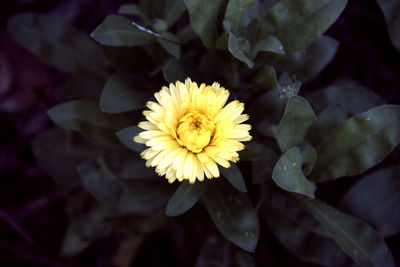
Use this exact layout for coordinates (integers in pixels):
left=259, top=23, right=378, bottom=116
left=177, top=111, right=215, bottom=153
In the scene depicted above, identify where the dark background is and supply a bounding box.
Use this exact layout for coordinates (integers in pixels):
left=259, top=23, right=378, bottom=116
left=0, top=0, right=399, bottom=266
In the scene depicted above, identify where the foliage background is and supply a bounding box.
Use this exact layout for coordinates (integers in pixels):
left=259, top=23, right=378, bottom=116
left=0, top=0, right=399, bottom=266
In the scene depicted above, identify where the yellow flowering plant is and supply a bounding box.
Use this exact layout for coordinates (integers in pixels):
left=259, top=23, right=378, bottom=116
left=8, top=0, right=400, bottom=265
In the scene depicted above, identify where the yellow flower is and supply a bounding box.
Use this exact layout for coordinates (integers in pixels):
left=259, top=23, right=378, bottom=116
left=134, top=78, right=252, bottom=183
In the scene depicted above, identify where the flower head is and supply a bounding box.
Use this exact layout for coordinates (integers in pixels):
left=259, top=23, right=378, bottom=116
left=134, top=78, right=252, bottom=183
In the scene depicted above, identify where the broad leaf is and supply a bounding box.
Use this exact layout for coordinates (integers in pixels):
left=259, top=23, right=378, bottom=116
left=220, top=164, right=247, bottom=192
left=184, top=0, right=225, bottom=51
left=259, top=0, right=347, bottom=54
left=223, top=0, right=256, bottom=34
left=311, top=105, right=400, bottom=182
left=91, top=15, right=155, bottom=46
left=301, top=143, right=317, bottom=176
left=162, top=59, right=202, bottom=83
left=376, top=0, right=400, bottom=53
left=166, top=180, right=205, bottom=216
left=250, top=35, right=285, bottom=59
left=163, top=0, right=186, bottom=27
left=156, top=32, right=181, bottom=58
left=7, top=13, right=108, bottom=79
left=339, top=166, right=400, bottom=237
left=239, top=141, right=278, bottom=161
left=202, top=180, right=259, bottom=252
left=272, top=147, right=316, bottom=198
left=296, top=195, right=396, bottom=267
left=100, top=74, right=143, bottom=113
left=216, top=32, right=254, bottom=68
left=116, top=126, right=147, bottom=153
left=276, top=96, right=317, bottom=153
left=102, top=46, right=154, bottom=74
left=274, top=36, right=339, bottom=82
left=251, top=66, right=278, bottom=91
left=48, top=100, right=132, bottom=146
left=118, top=4, right=147, bottom=21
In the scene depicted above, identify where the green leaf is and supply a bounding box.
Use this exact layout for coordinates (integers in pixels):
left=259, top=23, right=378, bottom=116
left=277, top=80, right=301, bottom=104
left=156, top=32, right=181, bottom=58
left=100, top=74, right=143, bottom=113
left=53, top=75, right=103, bottom=100
left=262, top=189, right=352, bottom=266
left=78, top=156, right=175, bottom=215
left=307, top=81, right=384, bottom=116
left=162, top=59, right=202, bottom=83
left=31, top=128, right=99, bottom=186
left=166, top=180, right=205, bottom=216
left=276, top=96, right=317, bottom=152
left=116, top=126, right=147, bottom=153
left=239, top=141, right=278, bottom=161
left=251, top=66, right=278, bottom=90
left=7, top=13, right=108, bottom=79
left=202, top=180, right=259, bottom=252
left=310, top=105, right=400, bottom=182
left=48, top=100, right=132, bottom=146
left=339, top=166, right=400, bottom=237
left=250, top=35, right=285, bottom=59
left=102, top=46, right=154, bottom=74
left=306, top=104, right=347, bottom=146
left=91, top=15, right=155, bottom=46
left=223, top=0, right=256, bottom=34
left=376, top=0, right=400, bottom=53
left=163, top=0, right=186, bottom=27
left=184, top=0, right=225, bottom=51
left=259, top=0, right=348, bottom=54
left=296, top=195, right=396, bottom=267
left=301, top=143, right=317, bottom=176
left=274, top=35, right=339, bottom=82
left=272, top=147, right=316, bottom=198
left=220, top=164, right=247, bottom=192
left=248, top=89, right=285, bottom=123
left=118, top=4, right=147, bottom=21
left=216, top=32, right=254, bottom=68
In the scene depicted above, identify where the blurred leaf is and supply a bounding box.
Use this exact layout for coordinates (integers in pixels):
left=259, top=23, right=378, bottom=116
left=239, top=141, right=278, bottom=161
left=262, top=189, right=352, bottom=266
left=78, top=155, right=175, bottom=215
left=272, top=147, right=316, bottom=198
left=307, top=81, right=383, bottom=116
left=251, top=66, right=278, bottom=90
left=339, top=166, right=400, bottom=237
left=48, top=100, right=132, bottom=146
left=376, top=0, right=400, bottom=53
left=118, top=4, right=147, bottom=20
left=116, top=126, right=147, bottom=153
left=91, top=15, right=155, bottom=46
left=311, top=105, right=400, bottom=182
left=216, top=32, right=254, bottom=68
left=54, top=75, right=104, bottom=101
left=276, top=96, right=316, bottom=152
left=306, top=104, right=347, bottom=146
left=7, top=13, right=108, bottom=79
left=100, top=74, right=143, bottom=113
left=220, top=164, right=247, bottom=192
left=203, top=180, right=259, bottom=252
left=274, top=36, right=339, bottom=82
left=184, top=0, right=225, bottom=51
left=277, top=80, right=301, bottom=103
left=248, top=89, right=285, bottom=124
left=250, top=35, right=285, bottom=59
left=157, top=32, right=181, bottom=58
left=152, top=18, right=168, bottom=32
left=121, top=156, right=159, bottom=180
left=163, top=0, right=186, bottom=27
left=162, top=59, right=202, bottom=83
left=166, top=180, right=205, bottom=216
left=31, top=128, right=99, bottom=186
left=223, top=0, right=256, bottom=34
left=296, top=195, right=396, bottom=267
left=259, top=0, right=347, bottom=54
left=301, top=143, right=317, bottom=176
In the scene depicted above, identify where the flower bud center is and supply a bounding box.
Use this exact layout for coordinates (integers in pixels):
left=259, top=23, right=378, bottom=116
left=177, top=111, right=215, bottom=153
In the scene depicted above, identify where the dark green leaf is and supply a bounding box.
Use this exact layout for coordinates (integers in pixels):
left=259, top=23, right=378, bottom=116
left=118, top=4, right=146, bottom=20
left=239, top=141, right=278, bottom=161
left=152, top=18, right=168, bottom=32
left=274, top=35, right=339, bottom=82
left=296, top=195, right=396, bottom=267
left=251, top=66, right=278, bottom=90
left=377, top=0, right=400, bottom=53
left=102, top=46, right=154, bottom=74
left=162, top=59, right=202, bottom=83
left=262, top=189, right=352, bottom=266
left=272, top=147, right=316, bottom=198
left=100, top=74, right=143, bottom=113
left=7, top=13, right=108, bottom=79
left=216, top=32, right=254, bottom=68
left=259, top=0, right=347, bottom=54
left=184, top=0, right=225, bottom=51
left=248, top=89, right=285, bottom=123
left=163, top=0, right=186, bottom=27
left=301, top=143, right=317, bottom=176
left=48, top=100, right=132, bottom=146
left=307, top=81, right=383, bottom=116
left=31, top=128, right=99, bottom=185
left=220, top=164, right=247, bottom=192
left=250, top=35, right=285, bottom=59
left=78, top=156, right=175, bottom=215
left=277, top=80, right=301, bottom=103
left=311, top=105, right=400, bottom=182
left=91, top=15, right=155, bottom=46
left=339, top=166, right=400, bottom=237
left=157, top=32, right=181, bottom=58
left=54, top=75, right=103, bottom=101
left=116, top=126, right=147, bottom=153
left=195, top=235, right=230, bottom=267
left=166, top=180, right=205, bottom=216
left=276, top=96, right=317, bottom=152
left=223, top=0, right=256, bottom=34
left=202, top=180, right=259, bottom=252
